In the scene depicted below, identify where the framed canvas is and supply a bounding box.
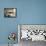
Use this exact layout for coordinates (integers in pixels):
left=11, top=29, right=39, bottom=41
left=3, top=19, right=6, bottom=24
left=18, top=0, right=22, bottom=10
left=18, top=24, right=46, bottom=41
left=4, top=8, right=17, bottom=18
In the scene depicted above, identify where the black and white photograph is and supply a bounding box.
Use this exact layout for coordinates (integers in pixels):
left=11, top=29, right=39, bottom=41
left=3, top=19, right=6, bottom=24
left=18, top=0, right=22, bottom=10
left=4, top=8, right=17, bottom=18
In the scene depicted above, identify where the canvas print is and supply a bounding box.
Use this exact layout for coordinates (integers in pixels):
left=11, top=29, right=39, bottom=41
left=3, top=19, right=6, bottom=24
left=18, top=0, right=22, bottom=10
left=4, top=8, right=17, bottom=18
left=18, top=25, right=46, bottom=41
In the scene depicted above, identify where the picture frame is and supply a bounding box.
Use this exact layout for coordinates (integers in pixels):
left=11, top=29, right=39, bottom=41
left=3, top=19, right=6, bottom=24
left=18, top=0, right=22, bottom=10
left=4, top=8, right=17, bottom=18
left=18, top=24, right=46, bottom=41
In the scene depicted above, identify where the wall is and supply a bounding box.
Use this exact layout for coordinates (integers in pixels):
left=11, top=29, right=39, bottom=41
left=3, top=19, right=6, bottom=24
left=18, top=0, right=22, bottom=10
left=0, top=0, right=46, bottom=44
left=19, top=0, right=46, bottom=24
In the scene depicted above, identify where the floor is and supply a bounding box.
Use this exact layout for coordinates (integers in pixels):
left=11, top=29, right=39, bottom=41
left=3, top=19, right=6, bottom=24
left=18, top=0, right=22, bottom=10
left=0, top=40, right=46, bottom=46
left=19, top=39, right=46, bottom=46
left=0, top=44, right=18, bottom=46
